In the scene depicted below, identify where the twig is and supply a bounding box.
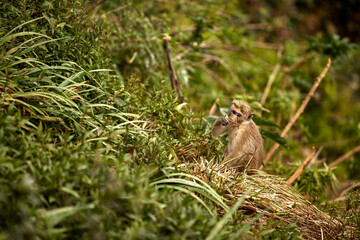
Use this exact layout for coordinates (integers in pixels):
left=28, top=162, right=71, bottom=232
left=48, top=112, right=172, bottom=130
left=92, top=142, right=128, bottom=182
left=261, top=59, right=331, bottom=168
left=252, top=42, right=280, bottom=50
left=177, top=52, right=242, bottom=89
left=283, top=55, right=314, bottom=73
left=261, top=63, right=281, bottom=105
left=280, top=74, right=290, bottom=91
left=189, top=61, right=232, bottom=91
left=286, top=147, right=316, bottom=185
left=333, top=182, right=360, bottom=202
left=260, top=47, right=283, bottom=106
left=163, top=35, right=185, bottom=103
left=321, top=228, right=324, bottom=240
left=281, top=56, right=308, bottom=91
left=102, top=4, right=130, bottom=16
left=243, top=23, right=270, bottom=31
left=308, top=146, right=323, bottom=168
left=328, top=144, right=360, bottom=169
left=86, top=0, right=106, bottom=14
left=208, top=98, right=219, bottom=116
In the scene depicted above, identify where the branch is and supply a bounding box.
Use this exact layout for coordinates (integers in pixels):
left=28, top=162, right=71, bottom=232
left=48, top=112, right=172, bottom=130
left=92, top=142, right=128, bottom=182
left=261, top=58, right=331, bottom=168
left=283, top=55, right=314, bottom=73
left=189, top=62, right=232, bottom=91
left=261, top=47, right=282, bottom=106
left=208, top=98, right=219, bottom=116
left=328, top=144, right=360, bottom=169
left=286, top=147, right=316, bottom=185
left=333, top=182, right=360, bottom=202
left=102, top=4, right=130, bottom=16
left=163, top=35, right=185, bottom=103
left=260, top=62, right=281, bottom=106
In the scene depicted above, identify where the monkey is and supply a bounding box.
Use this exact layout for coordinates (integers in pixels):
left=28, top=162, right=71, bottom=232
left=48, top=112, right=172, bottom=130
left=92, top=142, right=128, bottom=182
left=211, top=100, right=264, bottom=173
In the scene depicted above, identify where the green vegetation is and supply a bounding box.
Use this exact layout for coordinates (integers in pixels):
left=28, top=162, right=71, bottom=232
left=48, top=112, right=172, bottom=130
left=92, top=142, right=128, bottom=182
left=1, top=0, right=359, bottom=239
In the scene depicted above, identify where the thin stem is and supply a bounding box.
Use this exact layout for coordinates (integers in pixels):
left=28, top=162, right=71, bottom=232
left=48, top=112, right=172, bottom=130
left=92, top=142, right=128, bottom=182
left=260, top=47, right=283, bottom=106
left=163, top=35, right=185, bottom=103
left=286, top=147, right=316, bottom=185
left=208, top=98, right=219, bottom=116
left=328, top=144, right=360, bottom=169
left=262, top=58, right=331, bottom=168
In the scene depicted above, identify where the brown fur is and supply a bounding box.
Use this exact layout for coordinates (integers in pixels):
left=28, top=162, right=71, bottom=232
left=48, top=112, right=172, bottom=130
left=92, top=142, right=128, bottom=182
left=211, top=100, right=264, bottom=172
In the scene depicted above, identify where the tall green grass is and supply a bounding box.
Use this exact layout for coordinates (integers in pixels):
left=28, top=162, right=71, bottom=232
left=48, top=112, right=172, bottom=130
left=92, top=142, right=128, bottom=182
left=0, top=13, right=261, bottom=239
left=3, top=1, right=356, bottom=239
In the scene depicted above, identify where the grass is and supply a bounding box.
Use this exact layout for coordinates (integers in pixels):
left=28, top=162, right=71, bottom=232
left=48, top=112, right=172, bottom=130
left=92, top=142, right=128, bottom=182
left=1, top=1, right=359, bottom=239
left=181, top=159, right=342, bottom=239
left=0, top=17, right=232, bottom=239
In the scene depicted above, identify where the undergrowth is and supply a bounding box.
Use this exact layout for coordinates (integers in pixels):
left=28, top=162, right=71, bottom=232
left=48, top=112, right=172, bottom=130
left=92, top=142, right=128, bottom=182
left=0, top=2, right=229, bottom=238
left=1, top=0, right=359, bottom=239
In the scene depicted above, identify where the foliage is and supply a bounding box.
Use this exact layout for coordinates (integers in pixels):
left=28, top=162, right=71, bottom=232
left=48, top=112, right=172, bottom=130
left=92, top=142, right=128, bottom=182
left=325, top=190, right=360, bottom=239
left=0, top=1, right=241, bottom=238
left=307, top=34, right=356, bottom=59
left=1, top=0, right=360, bottom=239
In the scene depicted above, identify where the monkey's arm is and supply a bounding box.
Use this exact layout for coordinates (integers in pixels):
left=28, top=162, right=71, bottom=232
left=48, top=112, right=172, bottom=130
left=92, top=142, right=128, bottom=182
left=211, top=117, right=230, bottom=137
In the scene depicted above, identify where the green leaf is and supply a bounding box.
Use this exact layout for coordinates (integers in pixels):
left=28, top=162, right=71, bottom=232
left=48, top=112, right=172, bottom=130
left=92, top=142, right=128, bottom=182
left=260, top=229, right=276, bottom=236
left=250, top=101, right=270, bottom=113
left=205, top=191, right=249, bottom=240
left=230, top=209, right=266, bottom=239
left=2, top=17, right=44, bottom=38
left=260, top=129, right=287, bottom=147
left=175, top=102, right=188, bottom=112
left=253, top=116, right=280, bottom=128
left=39, top=203, right=95, bottom=227
left=56, top=22, right=66, bottom=30
left=0, top=32, right=51, bottom=47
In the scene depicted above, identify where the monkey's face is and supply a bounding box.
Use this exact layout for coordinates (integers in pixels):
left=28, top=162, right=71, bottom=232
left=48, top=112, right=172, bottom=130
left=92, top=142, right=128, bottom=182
left=228, top=100, right=253, bottom=124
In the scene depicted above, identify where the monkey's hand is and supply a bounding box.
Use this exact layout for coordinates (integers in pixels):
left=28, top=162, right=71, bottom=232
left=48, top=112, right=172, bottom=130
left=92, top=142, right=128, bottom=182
left=218, top=117, right=230, bottom=126
left=211, top=117, right=230, bottom=137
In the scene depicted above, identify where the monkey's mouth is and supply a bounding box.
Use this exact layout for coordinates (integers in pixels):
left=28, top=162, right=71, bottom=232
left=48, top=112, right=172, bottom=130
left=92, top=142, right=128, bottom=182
left=228, top=117, right=236, bottom=123
left=235, top=118, right=246, bottom=124
left=229, top=118, right=242, bottom=124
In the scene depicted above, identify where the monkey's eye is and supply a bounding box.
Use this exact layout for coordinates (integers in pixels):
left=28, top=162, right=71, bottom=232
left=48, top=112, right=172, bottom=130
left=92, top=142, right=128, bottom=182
left=232, top=110, right=237, bottom=115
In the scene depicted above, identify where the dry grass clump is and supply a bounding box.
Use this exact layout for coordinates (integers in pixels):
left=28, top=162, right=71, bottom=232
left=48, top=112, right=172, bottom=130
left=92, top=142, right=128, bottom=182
left=180, top=158, right=343, bottom=240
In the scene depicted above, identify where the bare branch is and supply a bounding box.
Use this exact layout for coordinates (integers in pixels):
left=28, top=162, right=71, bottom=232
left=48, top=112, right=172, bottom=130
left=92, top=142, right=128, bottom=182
left=208, top=98, right=219, bottom=116
left=286, top=147, right=316, bottom=185
left=261, top=63, right=281, bottom=105
left=189, top=61, right=233, bottom=91
left=333, top=182, right=360, bottom=202
left=283, top=55, right=314, bottom=73
left=328, top=144, right=360, bottom=169
left=262, top=58, right=331, bottom=168
left=261, top=47, right=283, bottom=106
left=163, top=35, right=185, bottom=103
left=260, top=50, right=281, bottom=106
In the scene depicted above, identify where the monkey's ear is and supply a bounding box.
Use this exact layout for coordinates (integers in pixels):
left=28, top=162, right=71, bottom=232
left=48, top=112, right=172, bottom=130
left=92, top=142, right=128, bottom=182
left=247, top=114, right=253, bottom=121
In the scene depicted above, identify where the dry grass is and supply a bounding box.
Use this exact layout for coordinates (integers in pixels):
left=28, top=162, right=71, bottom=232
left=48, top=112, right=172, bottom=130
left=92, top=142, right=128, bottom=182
left=180, top=159, right=343, bottom=239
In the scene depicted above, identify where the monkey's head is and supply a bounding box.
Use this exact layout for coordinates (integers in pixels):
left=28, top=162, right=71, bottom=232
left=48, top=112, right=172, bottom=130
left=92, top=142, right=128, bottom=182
left=228, top=100, right=253, bottom=124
